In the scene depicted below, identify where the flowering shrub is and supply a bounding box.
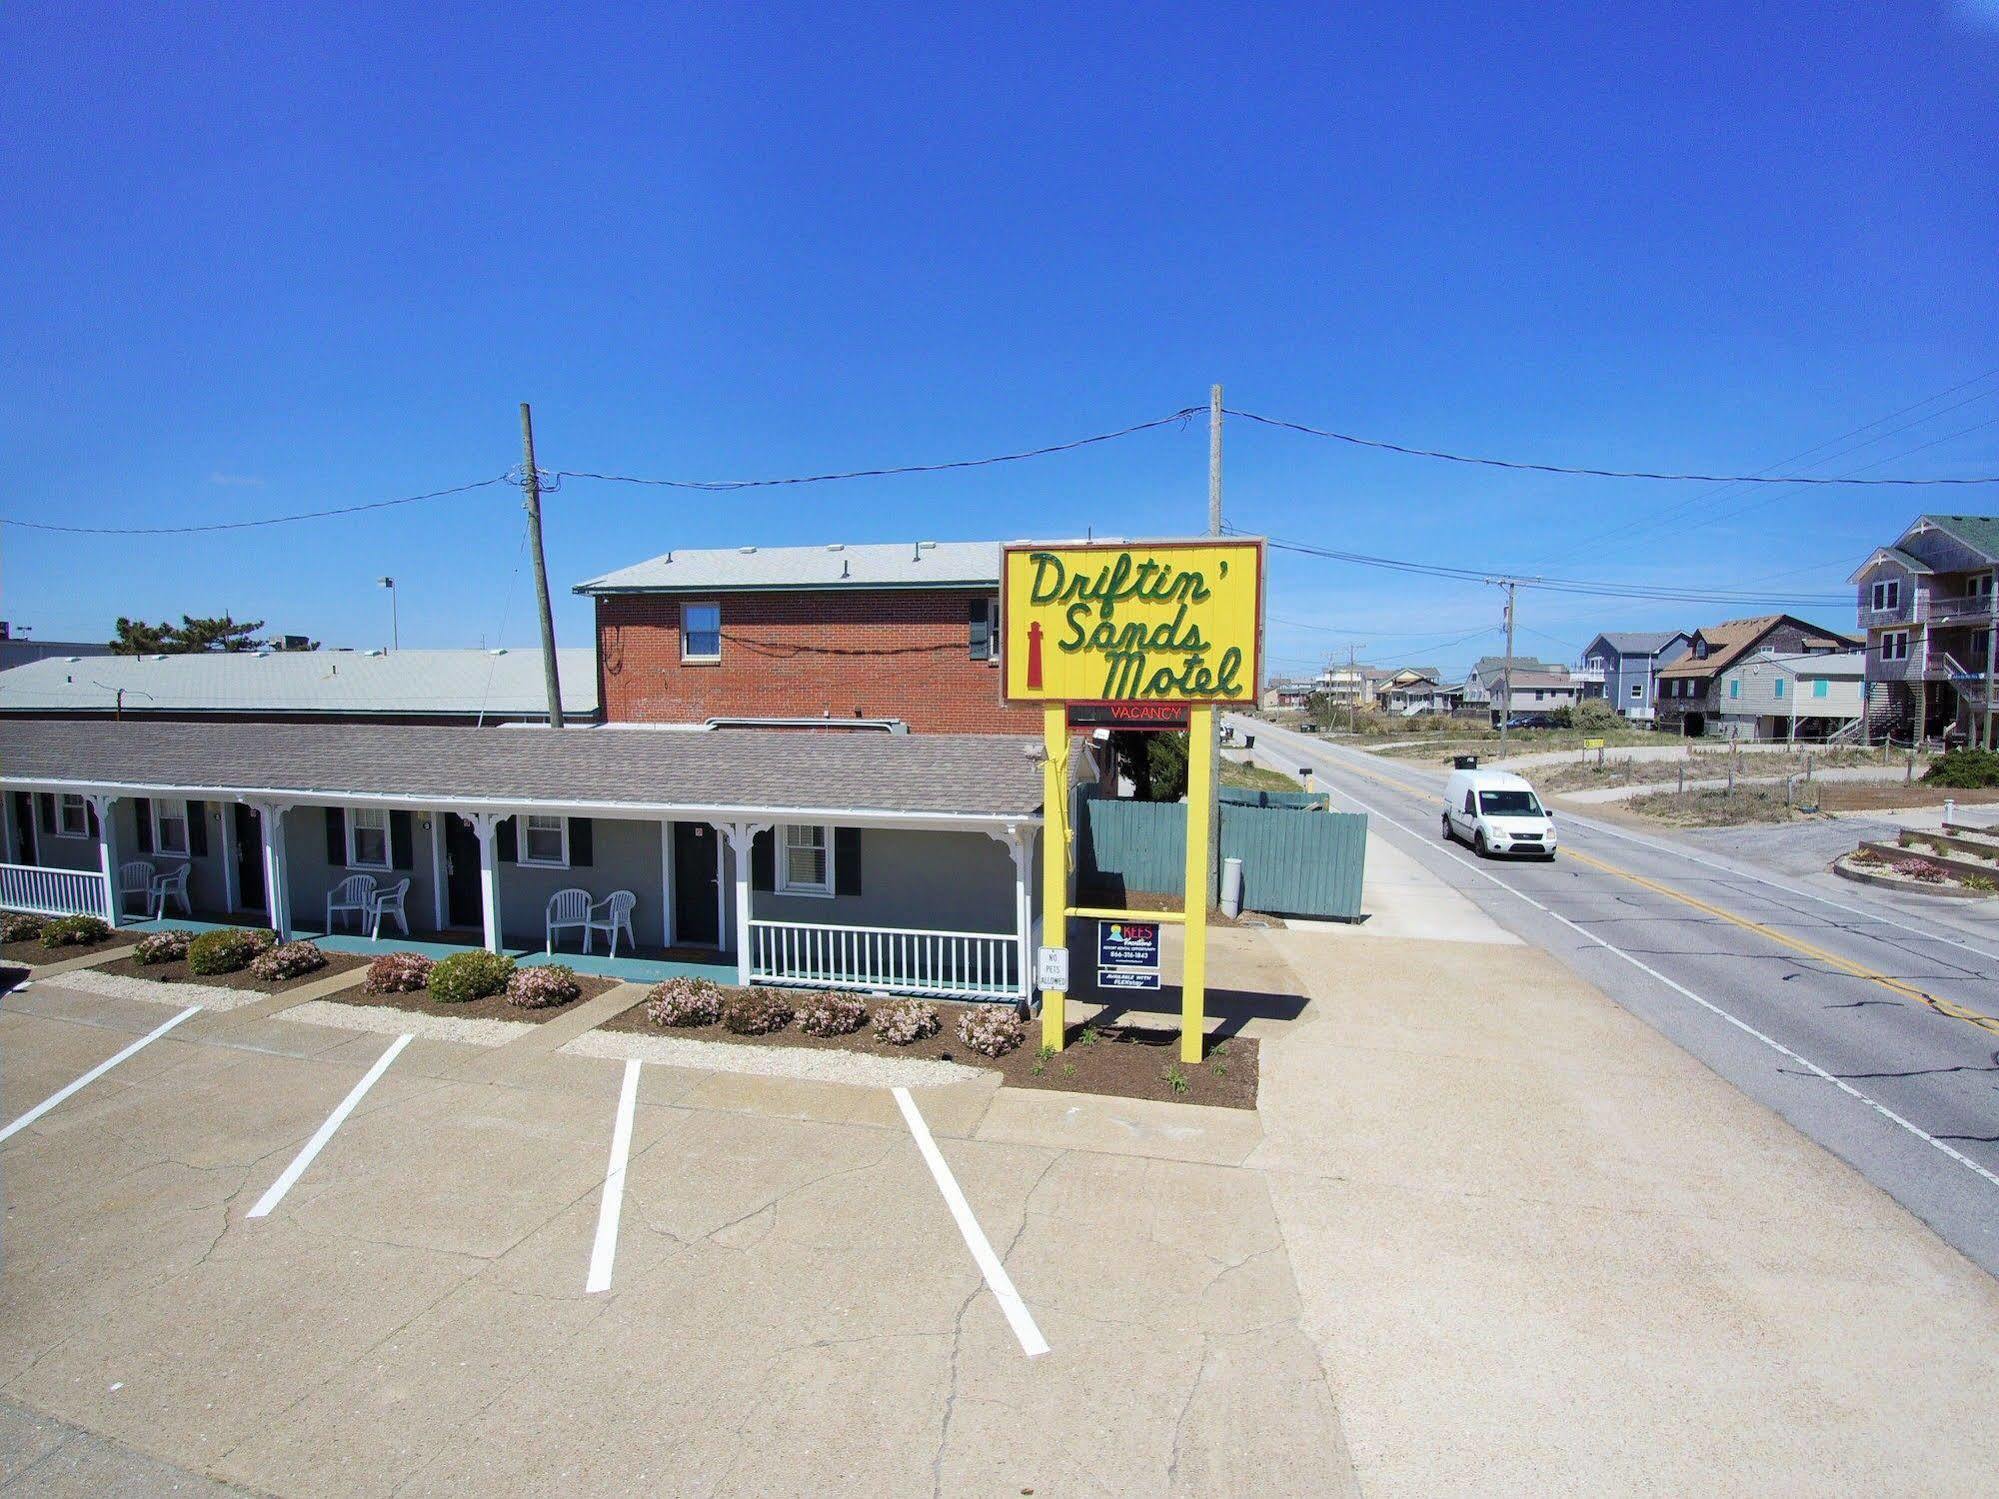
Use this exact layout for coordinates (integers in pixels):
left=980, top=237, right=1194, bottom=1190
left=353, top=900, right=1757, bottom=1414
left=644, top=976, right=724, bottom=1028
left=187, top=927, right=276, bottom=975
left=721, top=990, right=793, bottom=1035
left=795, top=994, right=867, bottom=1037
left=39, top=914, right=112, bottom=949
left=249, top=940, right=328, bottom=982
left=956, top=1006, right=1024, bottom=1058
left=1893, top=857, right=1949, bottom=885
left=364, top=951, right=434, bottom=994
left=872, top=998, right=940, bottom=1046
left=507, top=964, right=581, bottom=1009
left=135, top=929, right=196, bottom=965
left=1849, top=847, right=1885, bottom=866
left=427, top=950, right=516, bottom=1003
left=1, top=913, right=47, bottom=943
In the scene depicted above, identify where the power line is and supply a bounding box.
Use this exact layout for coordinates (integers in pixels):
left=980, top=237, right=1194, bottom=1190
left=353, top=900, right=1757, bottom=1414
left=0, top=475, right=514, bottom=535
left=1225, top=407, right=1999, bottom=485
left=554, top=408, right=1205, bottom=491
left=1242, top=526, right=1852, bottom=607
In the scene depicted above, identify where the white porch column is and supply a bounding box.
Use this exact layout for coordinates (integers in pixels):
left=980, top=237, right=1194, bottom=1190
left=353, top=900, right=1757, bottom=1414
left=719, top=822, right=769, bottom=986
left=460, top=812, right=506, bottom=953
left=988, top=824, right=1036, bottom=1004
left=248, top=801, right=293, bottom=938
left=86, top=793, right=118, bottom=924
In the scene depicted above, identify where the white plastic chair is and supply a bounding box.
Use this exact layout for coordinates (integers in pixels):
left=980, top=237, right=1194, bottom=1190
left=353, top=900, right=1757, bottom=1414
left=368, top=878, right=411, bottom=940
left=585, top=890, right=638, bottom=958
left=545, top=888, right=593, bottom=953
left=149, top=864, right=191, bottom=919
left=326, top=873, right=377, bottom=933
left=118, top=860, right=156, bottom=916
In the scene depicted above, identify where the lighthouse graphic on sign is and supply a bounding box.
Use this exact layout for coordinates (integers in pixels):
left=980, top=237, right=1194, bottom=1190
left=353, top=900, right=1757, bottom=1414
left=1025, top=619, right=1044, bottom=690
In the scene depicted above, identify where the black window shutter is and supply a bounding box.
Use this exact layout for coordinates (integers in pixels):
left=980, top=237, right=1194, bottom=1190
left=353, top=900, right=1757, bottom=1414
left=968, top=598, right=991, bottom=660
left=751, top=829, right=774, bottom=891
left=134, top=798, right=154, bottom=853
left=497, top=816, right=518, bottom=863
left=390, top=810, right=413, bottom=870
left=86, top=800, right=99, bottom=836
left=37, top=794, right=55, bottom=835
left=325, top=807, right=346, bottom=864
left=570, top=817, right=593, bottom=867
left=188, top=802, right=208, bottom=857
left=835, top=827, right=861, bottom=896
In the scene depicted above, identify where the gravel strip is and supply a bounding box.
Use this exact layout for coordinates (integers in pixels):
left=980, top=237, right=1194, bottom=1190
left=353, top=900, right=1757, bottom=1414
left=561, top=1028, right=985, bottom=1087
left=51, top=968, right=270, bottom=1012
left=282, top=999, right=535, bottom=1047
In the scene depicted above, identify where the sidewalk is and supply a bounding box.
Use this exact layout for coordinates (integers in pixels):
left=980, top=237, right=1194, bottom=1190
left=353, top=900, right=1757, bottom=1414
left=1244, top=923, right=1999, bottom=1494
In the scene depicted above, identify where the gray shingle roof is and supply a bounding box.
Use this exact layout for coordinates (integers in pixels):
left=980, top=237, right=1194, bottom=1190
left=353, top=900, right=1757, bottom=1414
left=0, top=648, right=598, bottom=718
left=1592, top=631, right=1687, bottom=656
left=0, top=721, right=1041, bottom=822
left=575, top=539, right=1005, bottom=595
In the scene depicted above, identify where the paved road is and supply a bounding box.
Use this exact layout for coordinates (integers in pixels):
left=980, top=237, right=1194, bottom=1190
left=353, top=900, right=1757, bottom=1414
left=1235, top=716, right=1999, bottom=1279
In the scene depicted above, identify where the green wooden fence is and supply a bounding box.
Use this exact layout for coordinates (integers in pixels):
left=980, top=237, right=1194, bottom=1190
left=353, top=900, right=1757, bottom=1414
left=1074, top=792, right=1367, bottom=919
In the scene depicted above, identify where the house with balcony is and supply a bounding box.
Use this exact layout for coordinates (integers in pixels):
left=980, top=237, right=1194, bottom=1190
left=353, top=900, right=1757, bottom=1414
left=1460, top=657, right=1579, bottom=724
left=1577, top=631, right=1692, bottom=722
left=1850, top=515, right=1999, bottom=746
left=1710, top=650, right=1866, bottom=743
left=1654, top=615, right=1858, bottom=737
left=1377, top=666, right=1462, bottom=716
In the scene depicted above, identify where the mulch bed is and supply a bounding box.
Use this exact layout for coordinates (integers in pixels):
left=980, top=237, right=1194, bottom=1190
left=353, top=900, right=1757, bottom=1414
left=322, top=972, right=622, bottom=1024
left=1076, top=886, right=1286, bottom=930
left=600, top=987, right=1259, bottom=1109
left=1, top=934, right=130, bottom=969
left=93, top=949, right=372, bottom=995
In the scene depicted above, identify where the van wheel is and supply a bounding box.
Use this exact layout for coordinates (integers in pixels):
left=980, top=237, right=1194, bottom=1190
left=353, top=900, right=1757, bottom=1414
left=1440, top=813, right=1454, bottom=843
left=1473, top=830, right=1489, bottom=858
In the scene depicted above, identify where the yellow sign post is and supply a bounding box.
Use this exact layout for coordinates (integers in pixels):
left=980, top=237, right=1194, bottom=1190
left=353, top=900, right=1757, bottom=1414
left=1004, top=539, right=1264, bottom=1065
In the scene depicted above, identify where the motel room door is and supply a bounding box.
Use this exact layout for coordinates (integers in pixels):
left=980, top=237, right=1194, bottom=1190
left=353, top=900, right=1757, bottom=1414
left=672, top=822, right=720, bottom=946
left=444, top=815, right=484, bottom=930
left=233, top=803, right=265, bottom=912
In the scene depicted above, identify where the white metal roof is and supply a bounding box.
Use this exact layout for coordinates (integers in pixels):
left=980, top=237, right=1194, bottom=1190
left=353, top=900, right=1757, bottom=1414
left=0, top=647, right=598, bottom=718
left=574, top=539, right=1004, bottom=595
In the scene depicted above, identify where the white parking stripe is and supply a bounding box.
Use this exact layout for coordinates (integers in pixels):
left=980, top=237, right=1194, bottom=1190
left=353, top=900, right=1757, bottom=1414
left=249, top=1033, right=412, bottom=1218
left=0, top=1005, right=199, bottom=1145
left=586, top=1059, right=642, bottom=1294
left=893, top=1085, right=1049, bottom=1358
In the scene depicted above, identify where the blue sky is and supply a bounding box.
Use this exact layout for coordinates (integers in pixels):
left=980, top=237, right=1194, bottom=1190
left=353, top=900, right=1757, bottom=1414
left=2, top=2, right=1995, bottom=681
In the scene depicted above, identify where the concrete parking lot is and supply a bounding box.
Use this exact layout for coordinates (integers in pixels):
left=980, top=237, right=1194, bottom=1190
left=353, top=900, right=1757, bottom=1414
left=6, top=905, right=1999, bottom=1495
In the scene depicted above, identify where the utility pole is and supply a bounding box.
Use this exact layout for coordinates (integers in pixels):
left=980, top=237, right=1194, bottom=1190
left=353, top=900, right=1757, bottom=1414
left=1205, top=383, right=1223, bottom=906
left=519, top=402, right=566, bottom=729
left=1498, top=580, right=1517, bottom=757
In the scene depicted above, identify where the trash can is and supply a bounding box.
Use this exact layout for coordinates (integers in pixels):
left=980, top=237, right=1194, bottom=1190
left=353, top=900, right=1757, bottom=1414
left=1243, top=733, right=1256, bottom=751
left=1221, top=856, right=1244, bottom=920
left=1453, top=754, right=1480, bottom=770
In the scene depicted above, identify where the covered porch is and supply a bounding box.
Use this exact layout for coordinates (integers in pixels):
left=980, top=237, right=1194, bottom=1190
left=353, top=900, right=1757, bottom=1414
left=0, top=720, right=1044, bottom=1004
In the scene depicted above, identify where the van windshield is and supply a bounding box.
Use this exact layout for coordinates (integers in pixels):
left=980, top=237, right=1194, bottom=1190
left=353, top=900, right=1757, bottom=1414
left=1479, top=790, right=1544, bottom=818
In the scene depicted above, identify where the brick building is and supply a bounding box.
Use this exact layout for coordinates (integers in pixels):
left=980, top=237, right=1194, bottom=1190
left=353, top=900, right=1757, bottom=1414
left=576, top=539, right=1041, bottom=734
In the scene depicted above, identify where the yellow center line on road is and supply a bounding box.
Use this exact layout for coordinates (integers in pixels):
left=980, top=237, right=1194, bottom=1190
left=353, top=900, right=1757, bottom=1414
left=1558, top=845, right=1999, bottom=1038
left=1252, top=726, right=1999, bottom=1040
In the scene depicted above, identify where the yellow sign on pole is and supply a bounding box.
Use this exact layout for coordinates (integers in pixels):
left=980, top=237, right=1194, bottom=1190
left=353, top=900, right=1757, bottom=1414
left=1011, top=539, right=1263, bottom=1066
left=1002, top=540, right=1264, bottom=705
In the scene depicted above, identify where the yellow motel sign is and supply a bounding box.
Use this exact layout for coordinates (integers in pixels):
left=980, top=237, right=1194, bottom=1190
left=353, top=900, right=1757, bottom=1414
left=1004, top=538, right=1266, bottom=1064
left=1001, top=539, right=1265, bottom=705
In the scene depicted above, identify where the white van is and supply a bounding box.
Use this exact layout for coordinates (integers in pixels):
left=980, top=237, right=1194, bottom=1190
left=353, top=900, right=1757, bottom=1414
left=1442, top=768, right=1557, bottom=859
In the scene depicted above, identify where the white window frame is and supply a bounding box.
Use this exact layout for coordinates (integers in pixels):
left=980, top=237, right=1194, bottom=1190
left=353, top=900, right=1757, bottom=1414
left=1629, top=682, right=1643, bottom=700
left=777, top=823, right=835, bottom=897
left=1880, top=631, right=1909, bottom=663
left=681, top=601, right=722, bottom=663
left=971, top=596, right=1001, bottom=665
left=54, top=793, right=90, bottom=839
left=519, top=813, right=570, bottom=869
left=346, top=805, right=392, bottom=871
left=152, top=797, right=191, bottom=858
left=1871, top=578, right=1901, bottom=612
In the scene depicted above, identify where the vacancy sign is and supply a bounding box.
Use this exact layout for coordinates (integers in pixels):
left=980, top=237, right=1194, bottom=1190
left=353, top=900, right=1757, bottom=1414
left=1001, top=539, right=1264, bottom=705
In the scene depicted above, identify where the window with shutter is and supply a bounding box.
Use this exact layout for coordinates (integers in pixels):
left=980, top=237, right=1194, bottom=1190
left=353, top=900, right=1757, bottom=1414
left=777, top=824, right=833, bottom=896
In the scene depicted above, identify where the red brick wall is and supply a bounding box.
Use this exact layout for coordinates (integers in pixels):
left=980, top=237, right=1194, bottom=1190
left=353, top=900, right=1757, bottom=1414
left=595, top=589, right=1042, bottom=734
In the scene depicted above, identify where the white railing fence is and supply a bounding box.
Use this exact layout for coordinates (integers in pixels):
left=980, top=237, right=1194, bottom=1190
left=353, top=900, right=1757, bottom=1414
left=749, top=919, right=1020, bottom=1002
left=0, top=863, right=113, bottom=921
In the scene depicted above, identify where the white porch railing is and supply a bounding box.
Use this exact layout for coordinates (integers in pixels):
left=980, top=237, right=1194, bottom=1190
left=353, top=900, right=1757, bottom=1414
left=749, top=919, right=1020, bottom=1001
left=0, top=863, right=112, bottom=921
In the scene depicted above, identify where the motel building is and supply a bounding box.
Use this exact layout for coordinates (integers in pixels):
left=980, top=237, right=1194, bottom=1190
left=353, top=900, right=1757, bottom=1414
left=0, top=542, right=1069, bottom=1002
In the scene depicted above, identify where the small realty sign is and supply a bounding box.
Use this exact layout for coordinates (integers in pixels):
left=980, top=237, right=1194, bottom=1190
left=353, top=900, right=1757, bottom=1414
left=1097, top=919, right=1161, bottom=992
